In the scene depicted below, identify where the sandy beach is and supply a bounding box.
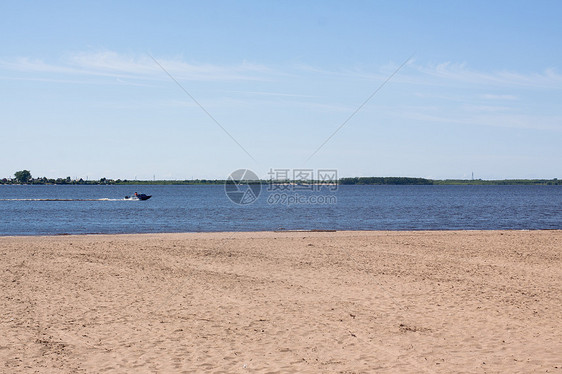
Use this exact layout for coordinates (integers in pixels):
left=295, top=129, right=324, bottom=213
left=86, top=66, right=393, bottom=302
left=1, top=230, right=560, bottom=373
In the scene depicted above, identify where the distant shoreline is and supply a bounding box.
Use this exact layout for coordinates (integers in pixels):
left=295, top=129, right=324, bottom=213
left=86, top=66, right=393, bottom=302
left=2, top=177, right=560, bottom=186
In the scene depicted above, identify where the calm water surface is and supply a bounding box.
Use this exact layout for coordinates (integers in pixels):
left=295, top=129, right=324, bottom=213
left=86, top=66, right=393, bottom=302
left=0, top=185, right=560, bottom=235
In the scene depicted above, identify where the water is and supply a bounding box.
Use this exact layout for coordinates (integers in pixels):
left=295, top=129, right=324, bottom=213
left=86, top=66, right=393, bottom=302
left=0, top=184, right=560, bottom=235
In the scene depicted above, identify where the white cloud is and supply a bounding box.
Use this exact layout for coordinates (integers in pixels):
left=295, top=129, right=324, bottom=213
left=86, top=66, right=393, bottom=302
left=223, top=90, right=318, bottom=98
left=2, top=51, right=561, bottom=133
left=463, top=104, right=513, bottom=113
left=414, top=62, right=562, bottom=89
left=0, top=50, right=276, bottom=82
left=399, top=106, right=562, bottom=132
left=291, top=59, right=562, bottom=91
left=3, top=51, right=560, bottom=91
left=481, top=94, right=519, bottom=100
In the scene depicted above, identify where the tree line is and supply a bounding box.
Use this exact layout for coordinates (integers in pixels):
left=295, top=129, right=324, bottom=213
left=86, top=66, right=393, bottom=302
left=5, top=170, right=119, bottom=185
left=2, top=170, right=235, bottom=185
left=339, top=177, right=433, bottom=185
left=3, top=170, right=561, bottom=186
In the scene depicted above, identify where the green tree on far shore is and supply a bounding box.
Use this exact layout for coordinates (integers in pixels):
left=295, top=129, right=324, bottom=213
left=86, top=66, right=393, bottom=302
left=14, top=170, right=32, bottom=184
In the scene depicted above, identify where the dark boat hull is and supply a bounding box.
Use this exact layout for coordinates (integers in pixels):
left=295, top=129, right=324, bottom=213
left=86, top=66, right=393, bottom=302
left=125, top=194, right=152, bottom=200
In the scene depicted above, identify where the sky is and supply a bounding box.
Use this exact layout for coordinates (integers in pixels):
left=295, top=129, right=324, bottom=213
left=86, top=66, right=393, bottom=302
left=1, top=0, right=561, bottom=180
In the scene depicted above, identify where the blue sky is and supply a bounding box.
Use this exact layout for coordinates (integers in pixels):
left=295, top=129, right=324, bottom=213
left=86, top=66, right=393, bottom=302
left=1, top=0, right=561, bottom=180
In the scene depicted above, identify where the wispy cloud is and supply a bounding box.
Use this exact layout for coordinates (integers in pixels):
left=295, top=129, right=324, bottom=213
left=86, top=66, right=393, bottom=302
left=0, top=50, right=276, bottom=82
left=414, top=62, right=562, bottom=89
left=2, top=51, right=561, bottom=133
left=463, top=104, right=513, bottom=113
left=291, top=59, right=562, bottom=91
left=224, top=90, right=318, bottom=98
left=399, top=105, right=562, bottom=132
left=481, top=93, right=519, bottom=100
left=291, top=61, right=409, bottom=82
left=2, top=50, right=560, bottom=91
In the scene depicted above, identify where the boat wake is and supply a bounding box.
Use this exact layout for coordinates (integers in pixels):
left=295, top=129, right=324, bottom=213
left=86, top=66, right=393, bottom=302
left=0, top=198, right=137, bottom=201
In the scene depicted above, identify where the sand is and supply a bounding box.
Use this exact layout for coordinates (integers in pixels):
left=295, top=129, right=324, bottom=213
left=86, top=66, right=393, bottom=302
left=0, top=230, right=560, bottom=373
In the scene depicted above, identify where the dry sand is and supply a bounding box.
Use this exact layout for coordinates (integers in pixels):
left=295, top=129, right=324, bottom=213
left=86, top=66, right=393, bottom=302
left=1, top=230, right=561, bottom=373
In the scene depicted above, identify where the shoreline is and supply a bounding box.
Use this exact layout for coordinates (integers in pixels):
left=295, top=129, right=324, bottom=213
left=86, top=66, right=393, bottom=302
left=3, top=180, right=562, bottom=186
left=2, top=230, right=560, bottom=373
left=2, top=227, right=561, bottom=238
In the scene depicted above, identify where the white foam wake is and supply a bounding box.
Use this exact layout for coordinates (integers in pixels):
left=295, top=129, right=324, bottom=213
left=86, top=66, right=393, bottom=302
left=0, top=198, right=136, bottom=201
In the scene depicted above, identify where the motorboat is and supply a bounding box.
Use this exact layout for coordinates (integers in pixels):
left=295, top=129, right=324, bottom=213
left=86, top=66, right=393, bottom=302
left=125, top=193, right=152, bottom=201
